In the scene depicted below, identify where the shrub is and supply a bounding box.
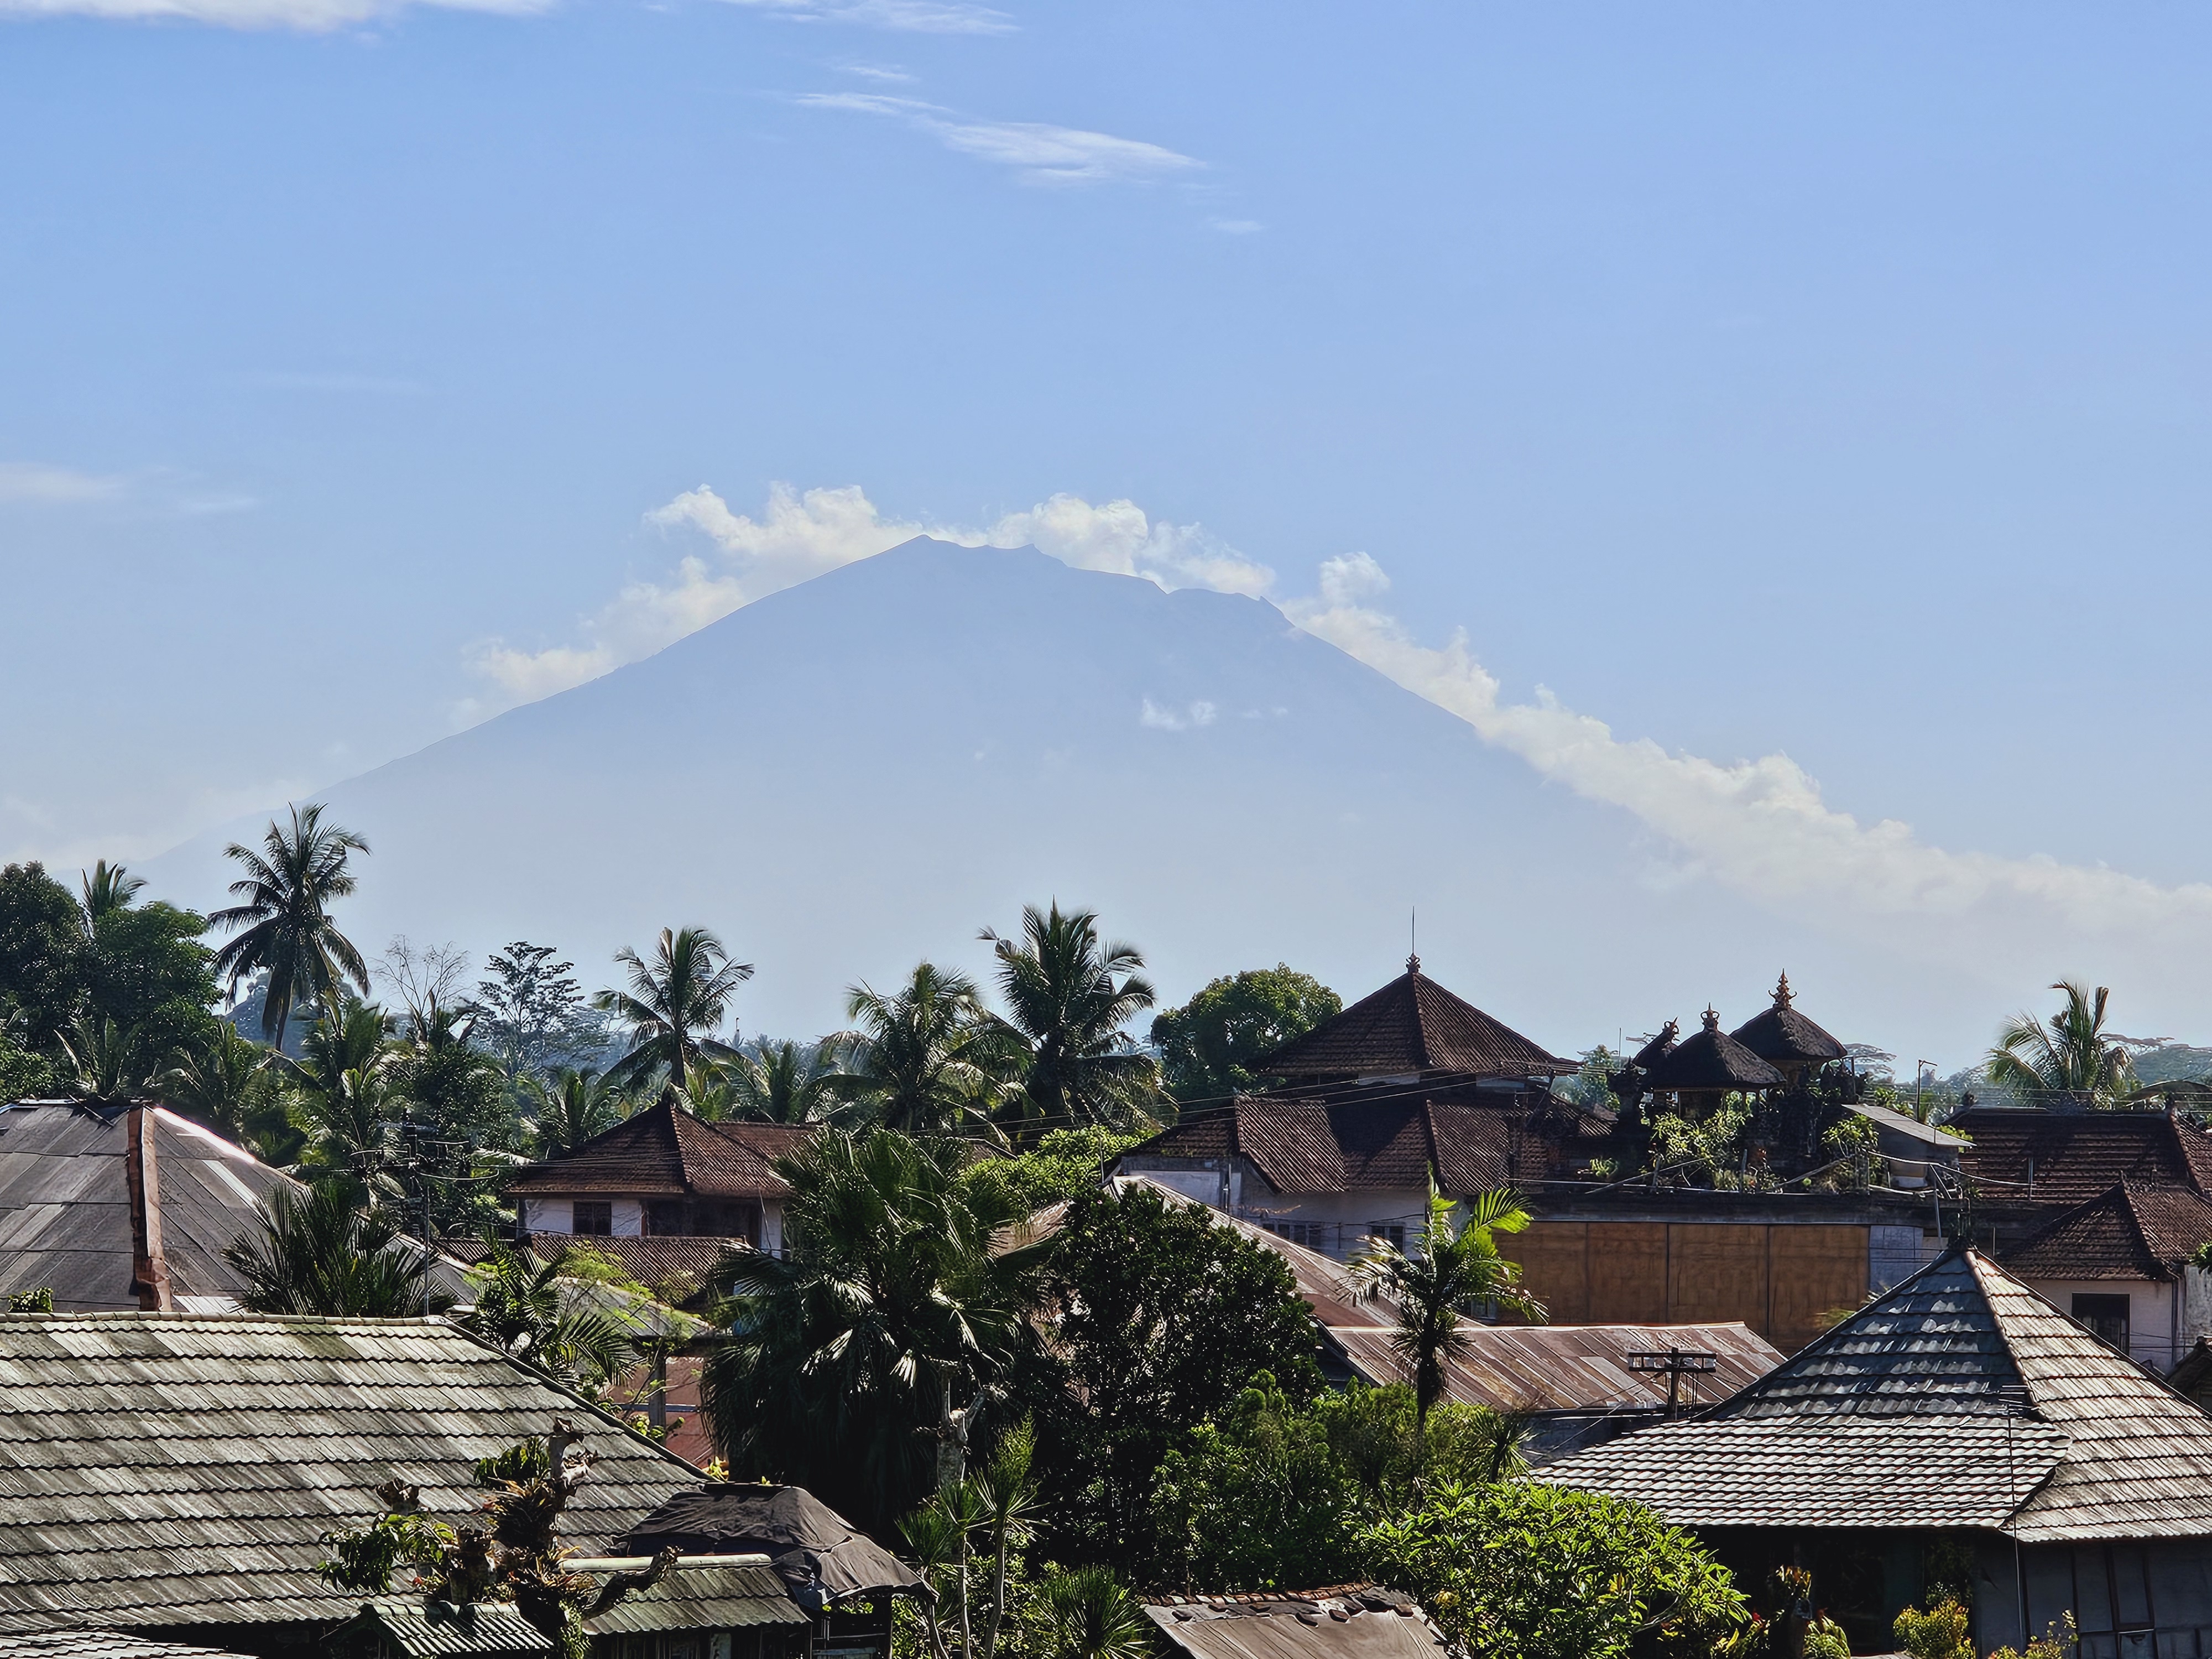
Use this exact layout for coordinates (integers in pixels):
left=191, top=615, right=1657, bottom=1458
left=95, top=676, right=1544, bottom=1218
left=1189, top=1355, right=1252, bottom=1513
left=1987, top=1613, right=2079, bottom=1659
left=1892, top=1599, right=1972, bottom=1659
left=1805, top=1614, right=1851, bottom=1659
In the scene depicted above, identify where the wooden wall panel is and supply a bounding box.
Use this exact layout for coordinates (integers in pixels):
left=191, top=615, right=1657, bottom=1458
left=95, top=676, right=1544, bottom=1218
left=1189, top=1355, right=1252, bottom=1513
left=1512, top=1223, right=1589, bottom=1324
left=1767, top=1224, right=1869, bottom=1356
left=1667, top=1224, right=1770, bottom=1333
left=1585, top=1223, right=1670, bottom=1324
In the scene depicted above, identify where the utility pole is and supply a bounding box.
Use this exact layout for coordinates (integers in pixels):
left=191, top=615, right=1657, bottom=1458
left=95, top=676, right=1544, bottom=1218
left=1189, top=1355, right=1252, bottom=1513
left=1627, top=1347, right=1718, bottom=1417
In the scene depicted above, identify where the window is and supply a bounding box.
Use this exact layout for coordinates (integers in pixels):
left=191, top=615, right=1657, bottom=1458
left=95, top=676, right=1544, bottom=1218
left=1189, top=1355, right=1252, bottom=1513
left=571, top=1200, right=613, bottom=1237
left=1269, top=1221, right=1329, bottom=1251
left=1369, top=1224, right=1406, bottom=1249
left=696, top=1203, right=760, bottom=1243
left=2073, top=1293, right=2131, bottom=1352
left=645, top=1201, right=688, bottom=1237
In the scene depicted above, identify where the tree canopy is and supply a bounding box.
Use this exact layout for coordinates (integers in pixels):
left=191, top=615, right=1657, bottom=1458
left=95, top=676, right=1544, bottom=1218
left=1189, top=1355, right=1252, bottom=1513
left=1149, top=966, right=1340, bottom=1102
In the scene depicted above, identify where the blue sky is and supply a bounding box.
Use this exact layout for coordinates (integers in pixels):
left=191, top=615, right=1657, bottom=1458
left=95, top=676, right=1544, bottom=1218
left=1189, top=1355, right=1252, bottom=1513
left=6, top=2, right=2212, bottom=1031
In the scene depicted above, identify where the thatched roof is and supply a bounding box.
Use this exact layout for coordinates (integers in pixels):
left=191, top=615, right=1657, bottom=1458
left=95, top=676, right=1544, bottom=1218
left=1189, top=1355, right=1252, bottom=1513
left=1729, top=974, right=1846, bottom=1071
left=1640, top=1009, right=1785, bottom=1093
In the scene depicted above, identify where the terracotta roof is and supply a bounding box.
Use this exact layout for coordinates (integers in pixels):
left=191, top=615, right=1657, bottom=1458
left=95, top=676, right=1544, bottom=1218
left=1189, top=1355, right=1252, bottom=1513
left=1324, top=1321, right=1783, bottom=1414
left=1255, top=960, right=1571, bottom=1082
left=1953, top=1106, right=2212, bottom=1205
left=0, top=1311, right=705, bottom=1636
left=504, top=1097, right=811, bottom=1200
left=1640, top=1009, right=1785, bottom=1094
left=1124, top=1091, right=1587, bottom=1198
left=442, top=1235, right=740, bottom=1306
left=1543, top=1249, right=2212, bottom=1541
left=0, top=1103, right=296, bottom=1313
left=1729, top=974, right=1845, bottom=1070
left=2001, top=1182, right=2212, bottom=1282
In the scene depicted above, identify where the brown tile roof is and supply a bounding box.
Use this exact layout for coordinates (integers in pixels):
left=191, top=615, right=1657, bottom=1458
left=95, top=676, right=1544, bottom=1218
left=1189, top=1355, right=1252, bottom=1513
left=2000, top=1182, right=2212, bottom=1282
left=1953, top=1106, right=2212, bottom=1206
left=0, top=1311, right=704, bottom=1636
left=1542, top=1249, right=2212, bottom=1541
left=441, top=1235, right=741, bottom=1307
left=1325, top=1321, right=1784, bottom=1414
left=1641, top=1009, right=1785, bottom=1093
left=1728, top=974, right=1846, bottom=1070
left=1256, top=961, right=1571, bottom=1082
left=504, top=1097, right=812, bottom=1200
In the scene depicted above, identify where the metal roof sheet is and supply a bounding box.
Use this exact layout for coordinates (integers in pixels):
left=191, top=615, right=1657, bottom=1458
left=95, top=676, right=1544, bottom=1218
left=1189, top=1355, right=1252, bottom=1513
left=0, top=1634, right=254, bottom=1657
left=1325, top=1321, right=1783, bottom=1414
left=1144, top=1587, right=1445, bottom=1659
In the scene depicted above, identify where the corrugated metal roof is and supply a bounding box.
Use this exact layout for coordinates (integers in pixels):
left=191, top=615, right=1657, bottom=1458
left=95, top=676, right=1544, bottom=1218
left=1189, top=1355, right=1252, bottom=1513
left=1542, top=1248, right=2212, bottom=1541
left=1144, top=1586, right=1445, bottom=1659
left=1326, top=1322, right=1783, bottom=1414
left=0, top=1633, right=254, bottom=1657
left=0, top=1312, right=706, bottom=1635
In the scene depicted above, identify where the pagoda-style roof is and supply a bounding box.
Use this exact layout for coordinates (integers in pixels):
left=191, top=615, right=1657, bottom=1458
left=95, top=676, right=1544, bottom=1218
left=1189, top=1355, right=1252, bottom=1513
left=1630, top=1020, right=1678, bottom=1071
left=1640, top=1008, right=1785, bottom=1094
left=504, top=1093, right=811, bottom=1199
left=1729, top=973, right=1845, bottom=1071
left=1254, top=958, right=1572, bottom=1082
left=1541, top=1248, right=2212, bottom=1542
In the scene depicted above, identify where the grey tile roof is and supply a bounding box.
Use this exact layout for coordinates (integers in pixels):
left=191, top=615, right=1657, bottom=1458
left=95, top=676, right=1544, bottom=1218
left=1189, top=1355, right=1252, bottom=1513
left=332, top=1599, right=553, bottom=1657
left=581, top=1563, right=810, bottom=1635
left=0, top=1635, right=253, bottom=1657
left=1540, top=1248, right=2212, bottom=1541
left=0, top=1312, right=706, bottom=1636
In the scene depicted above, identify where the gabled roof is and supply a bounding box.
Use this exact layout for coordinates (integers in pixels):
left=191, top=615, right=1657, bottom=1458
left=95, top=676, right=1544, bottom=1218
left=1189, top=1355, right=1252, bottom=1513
left=1729, top=974, right=1845, bottom=1071
left=2001, top=1182, right=2212, bottom=1282
left=1541, top=1249, right=2212, bottom=1541
left=1640, top=1009, right=1785, bottom=1094
left=0, top=1312, right=705, bottom=1636
left=0, top=1103, right=295, bottom=1313
left=1255, top=959, right=1571, bottom=1082
left=1953, top=1105, right=2212, bottom=1206
left=504, top=1096, right=811, bottom=1200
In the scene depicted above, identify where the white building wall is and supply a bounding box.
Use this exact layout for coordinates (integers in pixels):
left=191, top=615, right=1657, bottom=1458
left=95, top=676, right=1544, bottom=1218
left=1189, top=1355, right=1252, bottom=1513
left=760, top=1199, right=785, bottom=1255
left=611, top=1198, right=644, bottom=1237
left=523, top=1197, right=568, bottom=1233
left=2024, top=1276, right=2182, bottom=1372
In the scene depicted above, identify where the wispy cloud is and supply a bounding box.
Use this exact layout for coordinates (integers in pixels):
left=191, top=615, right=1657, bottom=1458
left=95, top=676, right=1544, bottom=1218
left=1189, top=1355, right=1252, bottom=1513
left=0, top=460, right=257, bottom=518
left=0, top=462, right=123, bottom=506
left=836, top=61, right=916, bottom=82
left=727, top=0, right=1010, bottom=34
left=0, top=0, right=541, bottom=30
left=796, top=92, right=1199, bottom=186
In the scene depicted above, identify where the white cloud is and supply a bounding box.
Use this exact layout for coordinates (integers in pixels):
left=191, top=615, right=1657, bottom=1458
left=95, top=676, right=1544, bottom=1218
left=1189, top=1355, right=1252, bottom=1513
left=796, top=93, right=1198, bottom=186
left=837, top=61, right=916, bottom=81
left=1140, top=698, right=1218, bottom=732
left=0, top=0, right=541, bottom=27
left=465, top=483, right=1271, bottom=711
left=1316, top=550, right=1389, bottom=607
left=727, top=0, right=1010, bottom=33
left=0, top=462, right=122, bottom=505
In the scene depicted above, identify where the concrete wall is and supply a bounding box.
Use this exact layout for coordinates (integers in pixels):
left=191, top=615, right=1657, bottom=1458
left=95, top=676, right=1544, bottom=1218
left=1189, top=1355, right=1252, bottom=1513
left=2020, top=1276, right=2183, bottom=1373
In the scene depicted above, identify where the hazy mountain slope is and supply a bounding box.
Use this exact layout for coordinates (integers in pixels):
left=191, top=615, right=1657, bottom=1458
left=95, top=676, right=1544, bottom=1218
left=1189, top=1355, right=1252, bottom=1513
left=147, top=539, right=1976, bottom=1057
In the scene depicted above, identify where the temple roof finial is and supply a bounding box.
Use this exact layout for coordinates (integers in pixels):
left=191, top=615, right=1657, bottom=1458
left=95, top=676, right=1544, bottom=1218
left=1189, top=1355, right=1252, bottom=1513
left=1773, top=972, right=1793, bottom=1010
left=1702, top=1006, right=1721, bottom=1034
left=1406, top=953, right=1421, bottom=975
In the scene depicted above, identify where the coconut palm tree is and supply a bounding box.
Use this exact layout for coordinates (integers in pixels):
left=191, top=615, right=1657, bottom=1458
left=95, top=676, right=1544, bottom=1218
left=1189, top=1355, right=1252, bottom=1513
left=1987, top=981, right=2141, bottom=1109
left=78, top=860, right=146, bottom=928
left=158, top=1023, right=277, bottom=1140
left=225, top=1180, right=448, bottom=1317
left=522, top=1068, right=628, bottom=1157
left=457, top=1240, right=635, bottom=1389
left=703, top=1126, right=1048, bottom=1537
left=1350, top=1180, right=1545, bottom=1454
left=825, top=964, right=1008, bottom=1140
left=281, top=998, right=401, bottom=1193
left=55, top=1012, right=163, bottom=1102
left=208, top=805, right=372, bottom=1043
left=981, top=905, right=1160, bottom=1139
left=729, top=1039, right=846, bottom=1125
left=594, top=926, right=752, bottom=1093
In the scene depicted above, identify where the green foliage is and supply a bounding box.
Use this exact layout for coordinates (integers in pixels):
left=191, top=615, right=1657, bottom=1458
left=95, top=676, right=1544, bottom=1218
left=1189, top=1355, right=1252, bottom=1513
left=158, top=1022, right=280, bottom=1142
left=727, top=1039, right=846, bottom=1125
left=209, top=805, right=372, bottom=1044
left=1891, top=1599, right=1973, bottom=1659
left=983, top=903, right=1161, bottom=1137
left=1357, top=1479, right=1745, bottom=1659
left=594, top=925, right=752, bottom=1092
left=1819, top=1114, right=1884, bottom=1192
left=825, top=962, right=1011, bottom=1139
left=1986, top=981, right=2139, bottom=1109
left=468, top=942, right=607, bottom=1081
left=80, top=894, right=220, bottom=1069
left=1649, top=1097, right=1752, bottom=1187
left=1029, top=1567, right=1152, bottom=1659
left=974, top=1126, right=1147, bottom=1212
left=0, top=863, right=90, bottom=1050
left=0, top=1029, right=55, bottom=1106
left=1987, top=1613, right=2079, bottom=1659
left=522, top=1067, right=630, bottom=1157
left=1804, top=1615, right=1852, bottom=1659
left=318, top=1507, right=456, bottom=1593
left=457, top=1241, right=637, bottom=1390
left=473, top=1437, right=550, bottom=1488
left=8, top=1287, right=53, bottom=1313
left=1149, top=965, right=1340, bottom=1102
left=1562, top=1046, right=1622, bottom=1109
left=225, top=1180, right=451, bottom=1317
left=1015, top=1183, right=1322, bottom=1573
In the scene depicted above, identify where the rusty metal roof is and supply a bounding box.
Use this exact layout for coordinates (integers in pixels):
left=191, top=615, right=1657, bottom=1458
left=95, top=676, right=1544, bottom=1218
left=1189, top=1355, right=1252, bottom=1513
left=1324, top=1321, right=1782, bottom=1414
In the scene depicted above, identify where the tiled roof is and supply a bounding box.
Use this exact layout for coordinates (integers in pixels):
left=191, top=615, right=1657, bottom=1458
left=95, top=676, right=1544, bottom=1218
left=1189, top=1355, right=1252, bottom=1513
left=0, top=1312, right=705, bottom=1636
left=1728, top=974, right=1845, bottom=1070
left=446, top=1235, right=743, bottom=1293
left=505, top=1098, right=811, bottom=1200
left=1953, top=1107, right=2212, bottom=1206
left=333, top=1599, right=553, bottom=1657
left=1143, top=1585, right=1443, bottom=1659
left=580, top=1563, right=808, bottom=1636
left=1543, top=1249, right=2212, bottom=1541
left=0, top=1636, right=253, bottom=1657
left=0, top=1103, right=295, bottom=1313
left=1256, top=962, right=1571, bottom=1082
left=2002, top=1182, right=2212, bottom=1282
left=1325, top=1321, right=1783, bottom=1414
left=1641, top=1010, right=1785, bottom=1093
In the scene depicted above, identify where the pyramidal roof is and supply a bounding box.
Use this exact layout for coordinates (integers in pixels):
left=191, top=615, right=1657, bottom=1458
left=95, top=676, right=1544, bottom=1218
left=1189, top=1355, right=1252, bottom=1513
left=504, top=1094, right=811, bottom=1200
left=1256, top=957, right=1572, bottom=1082
left=1729, top=973, right=1846, bottom=1070
left=1541, top=1248, right=2212, bottom=1541
left=1640, top=1008, right=1786, bottom=1093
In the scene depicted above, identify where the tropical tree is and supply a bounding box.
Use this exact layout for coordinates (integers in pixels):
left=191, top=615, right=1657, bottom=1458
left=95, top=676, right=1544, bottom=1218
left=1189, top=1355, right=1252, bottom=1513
left=1987, top=981, right=2141, bottom=1108
left=982, top=904, right=1161, bottom=1138
left=1350, top=1182, right=1545, bottom=1454
left=594, top=926, right=752, bottom=1092
left=522, top=1068, right=628, bottom=1157
left=729, top=1039, right=845, bottom=1124
left=78, top=860, right=145, bottom=926
left=1031, top=1568, right=1152, bottom=1659
left=209, top=805, right=372, bottom=1044
left=457, top=1241, right=635, bottom=1390
left=826, top=963, right=1008, bottom=1140
left=158, top=1022, right=278, bottom=1140
left=55, top=1011, right=163, bottom=1102
left=467, top=942, right=607, bottom=1082
left=703, top=1126, right=1048, bottom=1536
left=283, top=998, right=402, bottom=1194
left=1150, top=966, right=1342, bottom=1103
left=225, top=1180, right=448, bottom=1316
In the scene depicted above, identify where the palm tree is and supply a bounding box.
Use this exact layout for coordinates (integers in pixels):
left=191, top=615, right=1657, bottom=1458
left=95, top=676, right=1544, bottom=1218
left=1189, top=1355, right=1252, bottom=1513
left=594, top=926, right=752, bottom=1092
left=1350, top=1180, right=1545, bottom=1453
left=79, top=860, right=145, bottom=927
left=982, top=904, right=1160, bottom=1137
left=209, top=805, right=372, bottom=1043
left=1987, top=981, right=2140, bottom=1108
left=55, top=1013, right=163, bottom=1102
left=457, top=1240, right=635, bottom=1389
left=282, top=998, right=401, bottom=1194
left=729, top=1039, right=846, bottom=1125
left=225, top=1180, right=448, bottom=1316
left=522, top=1068, right=628, bottom=1157
left=703, top=1126, right=1048, bottom=1536
left=1032, top=1567, right=1151, bottom=1659
left=158, top=1024, right=277, bottom=1140
left=825, top=964, right=1008, bottom=1140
